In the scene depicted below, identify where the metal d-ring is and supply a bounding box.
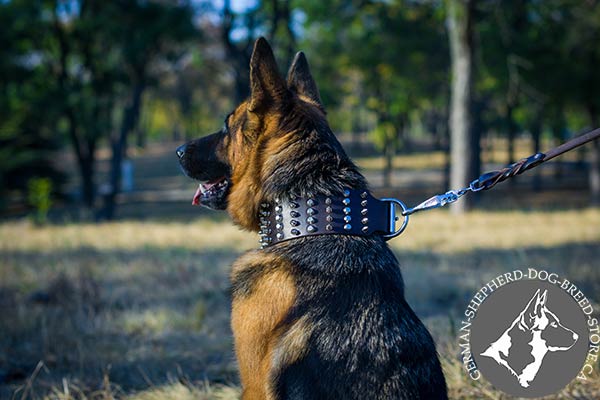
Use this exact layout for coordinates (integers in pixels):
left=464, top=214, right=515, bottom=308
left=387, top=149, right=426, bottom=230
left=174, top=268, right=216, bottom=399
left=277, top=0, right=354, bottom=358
left=381, top=198, right=410, bottom=240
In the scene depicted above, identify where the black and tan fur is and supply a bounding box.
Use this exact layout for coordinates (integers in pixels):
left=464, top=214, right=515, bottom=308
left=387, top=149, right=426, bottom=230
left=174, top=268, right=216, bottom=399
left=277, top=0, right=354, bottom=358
left=177, top=38, right=447, bottom=400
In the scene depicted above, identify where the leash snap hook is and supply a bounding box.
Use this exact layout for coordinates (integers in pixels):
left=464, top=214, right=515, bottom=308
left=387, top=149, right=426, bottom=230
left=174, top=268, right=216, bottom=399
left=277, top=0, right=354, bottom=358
left=381, top=198, right=410, bottom=240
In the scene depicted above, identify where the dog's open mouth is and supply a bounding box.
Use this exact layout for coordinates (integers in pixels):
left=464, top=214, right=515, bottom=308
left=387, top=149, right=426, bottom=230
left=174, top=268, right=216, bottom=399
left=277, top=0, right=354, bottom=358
left=192, top=176, right=230, bottom=208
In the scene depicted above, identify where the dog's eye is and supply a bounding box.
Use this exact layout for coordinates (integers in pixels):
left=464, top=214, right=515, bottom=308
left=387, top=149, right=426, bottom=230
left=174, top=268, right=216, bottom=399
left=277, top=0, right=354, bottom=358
left=551, top=321, right=558, bottom=328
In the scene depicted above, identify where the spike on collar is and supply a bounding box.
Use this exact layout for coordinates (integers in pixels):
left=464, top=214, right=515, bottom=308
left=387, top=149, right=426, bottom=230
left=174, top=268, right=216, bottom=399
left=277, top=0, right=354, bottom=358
left=258, top=189, right=397, bottom=248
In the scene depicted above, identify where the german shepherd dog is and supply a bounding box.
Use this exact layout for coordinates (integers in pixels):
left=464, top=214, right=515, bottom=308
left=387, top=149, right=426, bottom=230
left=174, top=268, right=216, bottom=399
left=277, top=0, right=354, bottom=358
left=177, top=38, right=447, bottom=399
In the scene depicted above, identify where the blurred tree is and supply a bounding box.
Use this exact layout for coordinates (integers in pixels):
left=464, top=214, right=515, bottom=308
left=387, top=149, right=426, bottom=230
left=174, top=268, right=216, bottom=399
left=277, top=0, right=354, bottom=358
left=101, top=0, right=197, bottom=219
left=299, top=0, right=449, bottom=187
left=561, top=0, right=600, bottom=205
left=221, top=0, right=258, bottom=103
left=265, top=0, right=296, bottom=64
left=510, top=0, right=600, bottom=203
left=0, top=1, right=64, bottom=210
left=447, top=0, right=477, bottom=213
left=51, top=0, right=121, bottom=209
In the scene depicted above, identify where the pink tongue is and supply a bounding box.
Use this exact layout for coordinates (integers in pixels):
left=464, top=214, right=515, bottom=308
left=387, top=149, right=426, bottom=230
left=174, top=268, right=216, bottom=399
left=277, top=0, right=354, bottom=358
left=192, top=185, right=202, bottom=205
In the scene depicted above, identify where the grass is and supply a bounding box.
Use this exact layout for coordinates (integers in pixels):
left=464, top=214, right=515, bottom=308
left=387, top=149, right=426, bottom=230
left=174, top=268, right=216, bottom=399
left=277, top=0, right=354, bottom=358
left=3, top=209, right=598, bottom=253
left=2, top=138, right=599, bottom=399
left=1, top=208, right=599, bottom=399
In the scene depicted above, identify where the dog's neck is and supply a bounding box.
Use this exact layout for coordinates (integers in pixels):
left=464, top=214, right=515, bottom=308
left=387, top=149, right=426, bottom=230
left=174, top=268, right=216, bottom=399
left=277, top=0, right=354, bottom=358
left=257, top=188, right=396, bottom=248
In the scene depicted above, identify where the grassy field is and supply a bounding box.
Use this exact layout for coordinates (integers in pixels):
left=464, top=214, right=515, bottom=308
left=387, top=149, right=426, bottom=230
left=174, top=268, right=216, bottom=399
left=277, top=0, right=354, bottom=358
left=2, top=139, right=600, bottom=399
left=1, top=208, right=599, bottom=399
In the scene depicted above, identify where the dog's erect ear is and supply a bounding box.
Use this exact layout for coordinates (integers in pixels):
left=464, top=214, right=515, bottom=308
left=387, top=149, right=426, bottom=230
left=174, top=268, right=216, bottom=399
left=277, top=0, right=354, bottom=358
left=249, top=37, right=287, bottom=112
left=519, top=289, right=542, bottom=329
left=534, top=289, right=548, bottom=316
left=287, top=51, right=323, bottom=108
left=523, top=289, right=547, bottom=324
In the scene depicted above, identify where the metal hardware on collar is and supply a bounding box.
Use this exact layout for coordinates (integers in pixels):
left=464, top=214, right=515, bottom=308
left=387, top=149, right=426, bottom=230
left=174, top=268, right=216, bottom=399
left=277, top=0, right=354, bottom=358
left=400, top=189, right=470, bottom=216
left=381, top=198, right=409, bottom=239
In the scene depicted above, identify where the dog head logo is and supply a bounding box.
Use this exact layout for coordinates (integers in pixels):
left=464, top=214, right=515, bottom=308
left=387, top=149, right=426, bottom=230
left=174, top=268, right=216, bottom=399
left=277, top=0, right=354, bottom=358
left=480, top=288, right=579, bottom=388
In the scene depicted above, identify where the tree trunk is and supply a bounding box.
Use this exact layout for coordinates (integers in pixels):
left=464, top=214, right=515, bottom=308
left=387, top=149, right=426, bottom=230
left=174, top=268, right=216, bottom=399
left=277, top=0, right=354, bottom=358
left=506, top=104, right=517, bottom=165
left=551, top=112, right=565, bottom=181
left=447, top=0, right=476, bottom=213
left=442, top=117, right=451, bottom=191
left=102, top=81, right=145, bottom=220
left=65, top=110, right=96, bottom=208
left=136, top=126, right=147, bottom=149
left=53, top=12, right=98, bottom=210
left=531, top=112, right=542, bottom=192
left=282, top=0, right=296, bottom=63
left=383, top=138, right=394, bottom=189
left=80, top=156, right=95, bottom=208
left=470, top=98, right=483, bottom=184
left=589, top=106, right=600, bottom=205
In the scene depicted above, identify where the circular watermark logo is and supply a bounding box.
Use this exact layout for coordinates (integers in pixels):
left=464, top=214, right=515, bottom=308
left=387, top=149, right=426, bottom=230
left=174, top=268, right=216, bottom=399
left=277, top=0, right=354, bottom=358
left=458, top=268, right=598, bottom=398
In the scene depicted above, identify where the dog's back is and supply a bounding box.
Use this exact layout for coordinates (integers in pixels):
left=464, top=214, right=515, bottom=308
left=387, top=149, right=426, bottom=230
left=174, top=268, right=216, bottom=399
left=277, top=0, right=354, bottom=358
left=232, top=235, right=447, bottom=399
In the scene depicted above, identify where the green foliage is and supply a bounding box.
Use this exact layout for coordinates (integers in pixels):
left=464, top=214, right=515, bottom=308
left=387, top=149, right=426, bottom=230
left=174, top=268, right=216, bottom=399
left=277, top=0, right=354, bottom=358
left=3, top=0, right=600, bottom=214
left=0, top=1, right=64, bottom=207
left=297, top=0, right=449, bottom=152
left=370, top=121, right=398, bottom=151
left=0, top=0, right=198, bottom=212
left=27, top=177, right=52, bottom=225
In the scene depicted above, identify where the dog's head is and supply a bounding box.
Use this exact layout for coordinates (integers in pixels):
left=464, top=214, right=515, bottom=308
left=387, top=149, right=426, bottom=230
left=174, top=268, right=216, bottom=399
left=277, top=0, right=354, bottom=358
left=520, top=289, right=578, bottom=351
left=177, top=38, right=363, bottom=230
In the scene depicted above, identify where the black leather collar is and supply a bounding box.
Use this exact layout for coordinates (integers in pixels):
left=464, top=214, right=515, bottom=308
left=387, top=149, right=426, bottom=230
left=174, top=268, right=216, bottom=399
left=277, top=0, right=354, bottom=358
left=258, top=189, right=405, bottom=248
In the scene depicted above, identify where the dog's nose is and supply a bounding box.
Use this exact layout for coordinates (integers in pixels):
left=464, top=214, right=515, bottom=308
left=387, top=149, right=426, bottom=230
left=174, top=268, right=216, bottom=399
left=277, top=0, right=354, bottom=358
left=176, top=144, right=187, bottom=159
left=573, top=332, right=579, bottom=340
